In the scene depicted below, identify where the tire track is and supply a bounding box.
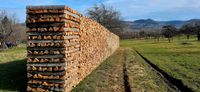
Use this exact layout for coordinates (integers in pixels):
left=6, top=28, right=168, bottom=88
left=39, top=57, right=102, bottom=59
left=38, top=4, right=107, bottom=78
left=123, top=63, right=131, bottom=92
left=136, top=50, right=193, bottom=92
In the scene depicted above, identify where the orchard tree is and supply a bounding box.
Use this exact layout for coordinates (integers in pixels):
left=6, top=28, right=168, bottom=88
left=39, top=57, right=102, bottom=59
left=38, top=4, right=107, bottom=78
left=87, top=4, right=124, bottom=36
left=0, top=11, right=17, bottom=49
left=180, top=24, right=194, bottom=40
left=139, top=30, right=145, bottom=38
left=162, top=25, right=177, bottom=42
left=193, top=22, right=200, bottom=41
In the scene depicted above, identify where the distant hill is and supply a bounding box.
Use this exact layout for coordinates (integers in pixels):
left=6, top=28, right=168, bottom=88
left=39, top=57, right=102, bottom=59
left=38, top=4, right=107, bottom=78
left=123, top=19, right=200, bottom=31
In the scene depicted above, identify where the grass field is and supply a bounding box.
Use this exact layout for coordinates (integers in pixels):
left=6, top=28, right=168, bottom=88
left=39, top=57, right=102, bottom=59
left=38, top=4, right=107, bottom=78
left=0, top=44, right=27, bottom=92
left=73, top=48, right=175, bottom=92
left=125, top=49, right=178, bottom=92
left=0, top=36, right=199, bottom=92
left=0, top=45, right=174, bottom=92
left=121, top=37, right=200, bottom=92
left=73, top=48, right=126, bottom=92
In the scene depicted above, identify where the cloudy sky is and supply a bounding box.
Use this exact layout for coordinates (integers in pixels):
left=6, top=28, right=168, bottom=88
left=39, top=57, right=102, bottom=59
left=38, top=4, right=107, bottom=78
left=0, top=0, right=200, bottom=22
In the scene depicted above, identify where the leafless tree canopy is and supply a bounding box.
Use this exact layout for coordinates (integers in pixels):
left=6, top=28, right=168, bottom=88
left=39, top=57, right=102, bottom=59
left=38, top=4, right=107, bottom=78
left=87, top=4, right=124, bottom=35
left=0, top=11, right=26, bottom=49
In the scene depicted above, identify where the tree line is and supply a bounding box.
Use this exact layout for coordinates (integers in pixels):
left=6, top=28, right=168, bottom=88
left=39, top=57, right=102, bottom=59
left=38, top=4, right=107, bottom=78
left=87, top=4, right=200, bottom=42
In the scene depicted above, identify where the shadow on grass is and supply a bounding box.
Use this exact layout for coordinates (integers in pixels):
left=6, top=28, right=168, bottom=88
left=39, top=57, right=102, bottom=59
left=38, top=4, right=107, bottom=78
left=0, top=59, right=27, bottom=92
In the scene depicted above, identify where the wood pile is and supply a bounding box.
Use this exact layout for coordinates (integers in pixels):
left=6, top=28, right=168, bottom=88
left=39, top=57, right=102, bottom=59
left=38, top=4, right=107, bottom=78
left=26, top=5, right=81, bottom=92
left=78, top=17, right=119, bottom=80
left=26, top=5, right=119, bottom=92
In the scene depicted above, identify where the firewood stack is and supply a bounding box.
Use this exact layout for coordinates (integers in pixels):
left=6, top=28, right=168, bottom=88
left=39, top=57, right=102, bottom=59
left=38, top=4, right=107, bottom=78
left=78, top=17, right=119, bottom=81
left=26, top=5, right=119, bottom=92
left=26, top=5, right=81, bottom=92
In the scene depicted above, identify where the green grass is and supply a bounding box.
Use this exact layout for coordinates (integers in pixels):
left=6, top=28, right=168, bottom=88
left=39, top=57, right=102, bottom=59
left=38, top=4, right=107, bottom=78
left=1, top=36, right=199, bottom=92
left=125, top=49, right=178, bottom=92
left=74, top=48, right=176, bottom=92
left=0, top=44, right=26, bottom=63
left=0, top=44, right=26, bottom=92
left=121, top=37, right=200, bottom=92
left=73, top=48, right=126, bottom=92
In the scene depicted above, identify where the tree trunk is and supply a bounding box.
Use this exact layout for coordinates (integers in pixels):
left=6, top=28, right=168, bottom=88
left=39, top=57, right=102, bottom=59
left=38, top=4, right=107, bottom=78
left=1, top=42, right=8, bottom=49
left=168, top=38, right=171, bottom=43
left=187, top=35, right=190, bottom=40
left=198, top=32, right=200, bottom=41
left=157, top=36, right=160, bottom=42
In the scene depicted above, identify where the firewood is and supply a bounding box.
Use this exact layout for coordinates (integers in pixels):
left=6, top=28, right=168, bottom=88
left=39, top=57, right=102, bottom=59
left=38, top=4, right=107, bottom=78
left=56, top=36, right=61, bottom=39
left=55, top=17, right=60, bottom=22
left=26, top=5, right=119, bottom=92
left=59, top=67, right=65, bottom=71
left=27, top=66, right=31, bottom=71
left=49, top=18, right=54, bottom=22
left=33, top=51, right=38, bottom=54
left=39, top=51, right=43, bottom=55
left=32, top=66, right=37, bottom=71
left=27, top=51, right=32, bottom=54
left=27, top=58, right=32, bottom=62
left=38, top=67, right=43, bottom=71
left=33, top=58, right=39, bottom=62
left=47, top=67, right=52, bottom=71
left=38, top=35, right=42, bottom=39
left=42, top=67, right=47, bottom=71
left=42, top=82, right=48, bottom=86
left=53, top=27, right=59, bottom=31
left=40, top=59, right=44, bottom=63
left=44, top=59, right=48, bottom=62
left=49, top=75, right=53, bottom=79
left=37, top=74, right=43, bottom=78
left=53, top=66, right=59, bottom=71
left=43, top=50, right=48, bottom=54
left=36, top=87, right=46, bottom=92
left=54, top=58, right=60, bottom=62
left=33, top=74, right=38, bottom=78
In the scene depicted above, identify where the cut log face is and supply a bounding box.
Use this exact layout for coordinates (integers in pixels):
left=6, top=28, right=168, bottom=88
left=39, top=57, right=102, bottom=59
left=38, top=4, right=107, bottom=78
left=26, top=5, right=119, bottom=92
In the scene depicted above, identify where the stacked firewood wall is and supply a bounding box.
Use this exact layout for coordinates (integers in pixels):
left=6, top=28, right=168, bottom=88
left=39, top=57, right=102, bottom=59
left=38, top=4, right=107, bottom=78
left=78, top=17, right=119, bottom=80
left=26, top=5, right=119, bottom=92
left=26, top=6, right=81, bottom=92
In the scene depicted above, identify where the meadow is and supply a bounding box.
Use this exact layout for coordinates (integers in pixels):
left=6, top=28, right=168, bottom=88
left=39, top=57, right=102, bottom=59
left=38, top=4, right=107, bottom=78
left=0, top=36, right=199, bottom=92
left=0, top=44, right=27, bottom=92
left=121, top=36, right=200, bottom=92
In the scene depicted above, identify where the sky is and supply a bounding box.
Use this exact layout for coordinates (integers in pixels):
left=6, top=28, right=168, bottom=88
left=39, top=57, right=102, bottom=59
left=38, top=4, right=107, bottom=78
left=0, top=0, right=200, bottom=23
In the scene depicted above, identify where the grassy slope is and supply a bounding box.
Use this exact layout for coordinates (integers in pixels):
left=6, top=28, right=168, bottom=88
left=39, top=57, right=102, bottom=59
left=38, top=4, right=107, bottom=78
left=121, top=37, right=200, bottom=92
left=0, top=44, right=27, bottom=92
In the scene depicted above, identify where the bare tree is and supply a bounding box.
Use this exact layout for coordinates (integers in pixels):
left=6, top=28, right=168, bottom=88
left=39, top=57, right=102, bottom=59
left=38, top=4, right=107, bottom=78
left=180, top=21, right=200, bottom=41
left=193, top=22, right=200, bottom=41
left=180, top=24, right=194, bottom=40
left=87, top=4, right=124, bottom=35
left=162, top=25, right=177, bottom=43
left=0, top=11, right=17, bottom=49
